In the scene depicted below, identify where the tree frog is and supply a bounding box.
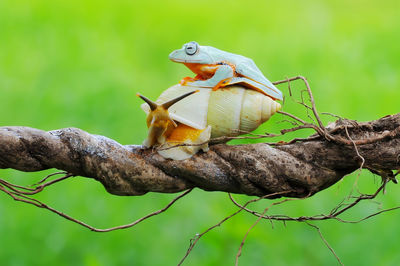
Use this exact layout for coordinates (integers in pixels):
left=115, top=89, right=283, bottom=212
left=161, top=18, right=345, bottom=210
left=169, top=41, right=283, bottom=101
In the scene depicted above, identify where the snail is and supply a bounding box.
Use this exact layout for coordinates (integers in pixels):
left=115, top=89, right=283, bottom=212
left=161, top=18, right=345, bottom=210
left=138, top=84, right=281, bottom=160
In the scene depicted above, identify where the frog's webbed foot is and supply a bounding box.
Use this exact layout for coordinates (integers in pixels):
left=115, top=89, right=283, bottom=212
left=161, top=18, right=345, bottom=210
left=211, top=78, right=232, bottom=91
left=179, top=76, right=196, bottom=86
left=179, top=75, right=204, bottom=86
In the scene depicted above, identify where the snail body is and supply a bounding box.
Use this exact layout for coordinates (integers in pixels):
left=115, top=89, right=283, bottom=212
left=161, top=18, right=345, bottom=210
left=140, top=84, right=281, bottom=160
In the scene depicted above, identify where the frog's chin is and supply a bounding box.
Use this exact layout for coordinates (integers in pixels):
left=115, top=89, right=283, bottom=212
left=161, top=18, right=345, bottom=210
left=169, top=58, right=204, bottom=63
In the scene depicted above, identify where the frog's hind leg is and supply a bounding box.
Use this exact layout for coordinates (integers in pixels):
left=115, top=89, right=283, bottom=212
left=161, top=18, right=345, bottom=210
left=226, top=77, right=283, bottom=100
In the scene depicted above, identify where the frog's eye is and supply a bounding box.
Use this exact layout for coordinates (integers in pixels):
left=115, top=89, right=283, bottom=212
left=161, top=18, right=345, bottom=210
left=185, top=41, right=198, bottom=55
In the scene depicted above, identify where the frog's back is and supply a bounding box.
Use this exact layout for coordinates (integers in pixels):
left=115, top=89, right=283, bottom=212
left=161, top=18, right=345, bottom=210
left=204, top=46, right=252, bottom=65
left=210, top=47, right=281, bottom=100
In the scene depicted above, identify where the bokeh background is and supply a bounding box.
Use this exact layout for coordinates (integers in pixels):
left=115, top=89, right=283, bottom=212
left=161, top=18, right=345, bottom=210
left=1, top=0, right=399, bottom=265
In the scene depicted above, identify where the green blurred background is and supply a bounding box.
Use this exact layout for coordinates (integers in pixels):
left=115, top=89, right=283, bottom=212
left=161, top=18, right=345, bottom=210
left=0, top=0, right=399, bottom=265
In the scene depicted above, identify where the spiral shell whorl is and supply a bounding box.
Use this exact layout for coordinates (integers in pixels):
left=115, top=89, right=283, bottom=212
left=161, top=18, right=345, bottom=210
left=261, top=93, right=281, bottom=122
left=242, top=91, right=281, bottom=133
left=207, top=87, right=281, bottom=138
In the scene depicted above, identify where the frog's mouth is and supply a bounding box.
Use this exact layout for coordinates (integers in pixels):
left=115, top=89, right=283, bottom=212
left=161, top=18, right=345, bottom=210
left=169, top=58, right=203, bottom=63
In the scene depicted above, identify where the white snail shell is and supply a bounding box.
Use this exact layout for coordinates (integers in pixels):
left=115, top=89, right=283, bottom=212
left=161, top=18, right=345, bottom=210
left=141, top=84, right=281, bottom=160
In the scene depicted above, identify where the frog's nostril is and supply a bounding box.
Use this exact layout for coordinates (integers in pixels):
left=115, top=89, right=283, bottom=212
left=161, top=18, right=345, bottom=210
left=168, top=51, right=177, bottom=59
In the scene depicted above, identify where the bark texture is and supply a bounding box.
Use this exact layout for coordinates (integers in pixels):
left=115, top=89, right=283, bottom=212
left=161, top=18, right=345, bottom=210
left=0, top=113, right=399, bottom=197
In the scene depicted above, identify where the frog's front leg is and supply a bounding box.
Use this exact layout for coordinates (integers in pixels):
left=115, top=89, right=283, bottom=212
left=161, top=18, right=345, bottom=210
left=186, top=64, right=234, bottom=90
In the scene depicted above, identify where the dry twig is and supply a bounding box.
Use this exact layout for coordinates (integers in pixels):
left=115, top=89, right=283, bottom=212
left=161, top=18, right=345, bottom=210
left=0, top=172, right=192, bottom=232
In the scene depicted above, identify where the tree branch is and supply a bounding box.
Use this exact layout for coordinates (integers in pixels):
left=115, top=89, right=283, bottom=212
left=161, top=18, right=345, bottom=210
left=1, top=113, right=399, bottom=197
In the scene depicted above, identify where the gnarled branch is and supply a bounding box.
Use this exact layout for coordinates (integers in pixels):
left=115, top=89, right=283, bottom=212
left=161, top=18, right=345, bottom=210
left=1, top=113, right=399, bottom=197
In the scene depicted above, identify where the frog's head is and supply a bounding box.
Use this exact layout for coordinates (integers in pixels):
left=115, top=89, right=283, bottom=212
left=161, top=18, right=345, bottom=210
left=169, top=41, right=214, bottom=64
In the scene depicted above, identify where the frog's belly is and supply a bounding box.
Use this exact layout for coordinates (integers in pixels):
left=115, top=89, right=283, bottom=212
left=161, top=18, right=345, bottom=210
left=184, top=63, right=218, bottom=79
